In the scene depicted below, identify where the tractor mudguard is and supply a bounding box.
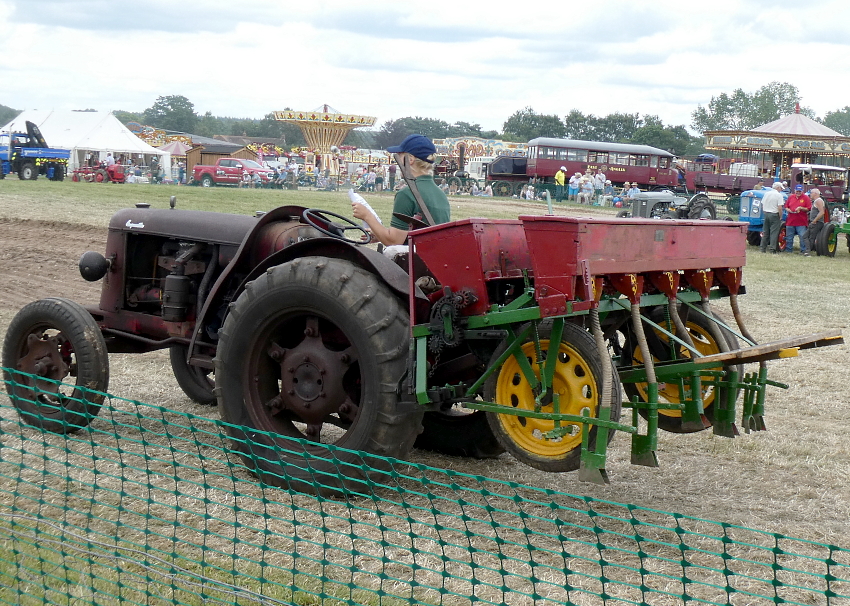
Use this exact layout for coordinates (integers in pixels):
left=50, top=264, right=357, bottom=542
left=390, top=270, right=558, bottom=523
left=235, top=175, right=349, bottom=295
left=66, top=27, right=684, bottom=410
left=189, top=206, right=427, bottom=362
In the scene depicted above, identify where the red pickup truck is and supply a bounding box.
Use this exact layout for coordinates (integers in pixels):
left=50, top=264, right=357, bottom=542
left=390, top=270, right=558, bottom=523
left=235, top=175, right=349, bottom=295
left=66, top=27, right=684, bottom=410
left=192, top=158, right=273, bottom=187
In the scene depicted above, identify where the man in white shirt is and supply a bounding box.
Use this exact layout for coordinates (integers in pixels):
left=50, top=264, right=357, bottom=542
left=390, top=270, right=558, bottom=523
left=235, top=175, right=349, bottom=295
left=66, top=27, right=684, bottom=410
left=760, top=181, right=785, bottom=253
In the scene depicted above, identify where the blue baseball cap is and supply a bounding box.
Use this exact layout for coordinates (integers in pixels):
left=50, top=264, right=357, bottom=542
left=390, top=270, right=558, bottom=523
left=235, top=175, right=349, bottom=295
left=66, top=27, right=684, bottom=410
left=387, top=134, right=436, bottom=162
left=795, top=184, right=803, bottom=190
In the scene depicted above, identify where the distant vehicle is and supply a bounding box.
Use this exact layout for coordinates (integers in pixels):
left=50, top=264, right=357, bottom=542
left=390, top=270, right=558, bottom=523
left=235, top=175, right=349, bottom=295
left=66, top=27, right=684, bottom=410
left=0, top=121, right=70, bottom=181
left=192, top=158, right=272, bottom=187
left=485, top=138, right=678, bottom=197
left=681, top=161, right=848, bottom=202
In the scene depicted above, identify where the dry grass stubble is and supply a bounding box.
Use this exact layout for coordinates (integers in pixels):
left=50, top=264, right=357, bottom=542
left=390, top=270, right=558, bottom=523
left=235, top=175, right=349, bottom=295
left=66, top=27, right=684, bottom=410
left=0, top=182, right=848, bottom=602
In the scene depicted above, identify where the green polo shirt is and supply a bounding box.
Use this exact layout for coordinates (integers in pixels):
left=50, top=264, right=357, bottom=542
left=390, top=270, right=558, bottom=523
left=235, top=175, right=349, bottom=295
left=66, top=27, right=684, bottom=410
left=390, top=175, right=451, bottom=229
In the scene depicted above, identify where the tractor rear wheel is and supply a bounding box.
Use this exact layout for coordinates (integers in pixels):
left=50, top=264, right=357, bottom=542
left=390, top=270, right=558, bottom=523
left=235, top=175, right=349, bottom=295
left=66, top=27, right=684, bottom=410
left=493, top=180, right=513, bottom=197
left=619, top=306, right=738, bottom=433
left=778, top=222, right=787, bottom=252
left=19, top=162, right=37, bottom=180
left=484, top=321, right=622, bottom=472
left=169, top=345, right=215, bottom=405
left=1, top=298, right=109, bottom=433
left=215, top=257, right=420, bottom=495
left=746, top=231, right=762, bottom=246
left=688, top=194, right=717, bottom=219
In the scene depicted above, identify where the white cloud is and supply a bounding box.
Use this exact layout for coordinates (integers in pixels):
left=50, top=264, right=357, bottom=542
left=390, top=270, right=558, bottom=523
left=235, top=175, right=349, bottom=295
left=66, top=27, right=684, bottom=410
left=1, top=0, right=848, bottom=133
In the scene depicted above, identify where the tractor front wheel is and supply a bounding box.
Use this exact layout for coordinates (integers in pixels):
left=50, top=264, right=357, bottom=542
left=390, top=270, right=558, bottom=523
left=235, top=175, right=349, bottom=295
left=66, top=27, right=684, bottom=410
left=169, top=345, right=215, bottom=405
left=816, top=223, right=837, bottom=257
left=1, top=298, right=109, bottom=433
left=484, top=321, right=621, bottom=472
left=19, top=162, right=37, bottom=180
left=215, top=257, right=420, bottom=495
left=415, top=408, right=504, bottom=459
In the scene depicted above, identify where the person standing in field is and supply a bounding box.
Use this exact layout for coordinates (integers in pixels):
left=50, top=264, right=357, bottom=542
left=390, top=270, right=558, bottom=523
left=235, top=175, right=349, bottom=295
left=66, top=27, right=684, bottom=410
left=784, top=184, right=811, bottom=254
left=759, top=181, right=785, bottom=254
left=804, top=188, right=825, bottom=256
left=554, top=166, right=566, bottom=203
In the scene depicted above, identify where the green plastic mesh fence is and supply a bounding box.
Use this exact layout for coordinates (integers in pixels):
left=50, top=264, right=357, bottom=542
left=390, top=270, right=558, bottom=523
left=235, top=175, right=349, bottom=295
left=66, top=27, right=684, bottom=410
left=1, top=367, right=848, bottom=606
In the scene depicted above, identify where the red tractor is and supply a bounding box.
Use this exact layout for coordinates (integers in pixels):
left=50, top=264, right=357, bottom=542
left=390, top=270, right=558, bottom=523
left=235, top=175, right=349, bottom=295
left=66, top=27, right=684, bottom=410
left=71, top=163, right=126, bottom=183
left=2, top=201, right=841, bottom=493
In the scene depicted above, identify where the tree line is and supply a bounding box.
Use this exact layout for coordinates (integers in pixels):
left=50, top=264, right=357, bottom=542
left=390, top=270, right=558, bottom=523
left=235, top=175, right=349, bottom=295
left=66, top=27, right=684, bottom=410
left=3, top=81, right=849, bottom=158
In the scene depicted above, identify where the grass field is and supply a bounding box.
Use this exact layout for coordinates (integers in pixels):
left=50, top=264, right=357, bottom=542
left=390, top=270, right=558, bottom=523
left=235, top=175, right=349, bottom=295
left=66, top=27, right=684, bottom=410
left=0, top=177, right=848, bottom=551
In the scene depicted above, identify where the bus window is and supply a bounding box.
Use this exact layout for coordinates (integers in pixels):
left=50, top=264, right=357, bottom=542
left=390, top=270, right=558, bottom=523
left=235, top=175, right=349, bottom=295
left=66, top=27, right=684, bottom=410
left=596, top=152, right=607, bottom=163
left=556, top=148, right=568, bottom=160
left=650, top=156, right=658, bottom=168
left=658, top=157, right=670, bottom=169
left=628, top=154, right=638, bottom=166
left=529, top=146, right=537, bottom=159
left=635, top=155, right=649, bottom=167
left=613, top=153, right=629, bottom=165
left=568, top=149, right=588, bottom=162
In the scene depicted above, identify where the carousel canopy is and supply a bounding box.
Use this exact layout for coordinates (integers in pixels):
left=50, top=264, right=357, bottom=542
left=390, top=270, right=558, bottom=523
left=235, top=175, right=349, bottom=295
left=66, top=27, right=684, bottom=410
left=704, top=107, right=850, bottom=158
left=157, top=140, right=192, bottom=155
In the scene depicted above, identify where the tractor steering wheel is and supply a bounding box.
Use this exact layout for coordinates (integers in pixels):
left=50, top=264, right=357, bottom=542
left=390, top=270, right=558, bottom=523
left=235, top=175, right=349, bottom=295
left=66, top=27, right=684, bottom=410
left=302, top=209, right=370, bottom=244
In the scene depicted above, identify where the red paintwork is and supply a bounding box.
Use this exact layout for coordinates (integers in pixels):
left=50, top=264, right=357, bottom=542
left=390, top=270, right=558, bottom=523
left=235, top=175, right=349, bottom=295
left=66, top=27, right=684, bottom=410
left=192, top=158, right=272, bottom=186
left=409, top=219, right=532, bottom=316
left=410, top=215, right=747, bottom=319
left=519, top=216, right=747, bottom=317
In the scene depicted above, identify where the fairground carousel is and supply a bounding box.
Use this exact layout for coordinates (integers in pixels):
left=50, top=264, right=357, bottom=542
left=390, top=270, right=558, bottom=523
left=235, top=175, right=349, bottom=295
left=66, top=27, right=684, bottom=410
left=703, top=105, right=850, bottom=180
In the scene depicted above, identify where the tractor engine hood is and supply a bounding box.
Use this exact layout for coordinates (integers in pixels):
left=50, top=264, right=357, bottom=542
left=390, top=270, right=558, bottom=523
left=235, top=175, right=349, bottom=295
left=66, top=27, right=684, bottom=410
left=108, top=207, right=259, bottom=245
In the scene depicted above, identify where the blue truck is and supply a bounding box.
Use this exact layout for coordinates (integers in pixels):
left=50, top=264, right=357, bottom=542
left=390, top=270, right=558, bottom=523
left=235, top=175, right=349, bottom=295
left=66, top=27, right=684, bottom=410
left=0, top=120, right=70, bottom=181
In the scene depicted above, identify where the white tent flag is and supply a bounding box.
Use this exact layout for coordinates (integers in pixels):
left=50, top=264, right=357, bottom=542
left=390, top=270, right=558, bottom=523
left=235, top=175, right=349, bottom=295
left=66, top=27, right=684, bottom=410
left=0, top=110, right=166, bottom=172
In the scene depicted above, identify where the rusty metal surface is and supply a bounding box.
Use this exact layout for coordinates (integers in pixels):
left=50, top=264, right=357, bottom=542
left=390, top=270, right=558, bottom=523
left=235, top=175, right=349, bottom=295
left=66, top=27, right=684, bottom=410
left=108, top=208, right=258, bottom=245
left=409, top=219, right=533, bottom=315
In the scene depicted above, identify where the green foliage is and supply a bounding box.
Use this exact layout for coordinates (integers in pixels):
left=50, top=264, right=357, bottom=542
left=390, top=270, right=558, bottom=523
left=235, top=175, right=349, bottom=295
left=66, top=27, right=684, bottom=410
left=113, top=110, right=143, bottom=125
left=502, top=107, right=565, bottom=142
left=690, top=81, right=813, bottom=132
left=0, top=103, right=20, bottom=126
left=374, top=117, right=483, bottom=148
left=142, top=95, right=198, bottom=133
left=823, top=106, right=850, bottom=136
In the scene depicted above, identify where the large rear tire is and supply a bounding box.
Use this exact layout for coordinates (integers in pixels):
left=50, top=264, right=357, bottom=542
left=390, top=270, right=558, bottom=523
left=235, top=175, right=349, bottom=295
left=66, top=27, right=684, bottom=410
left=484, top=321, right=622, bottom=472
left=2, top=298, right=109, bottom=433
left=169, top=345, right=215, bottom=405
left=215, top=257, right=421, bottom=495
left=688, top=194, right=717, bottom=219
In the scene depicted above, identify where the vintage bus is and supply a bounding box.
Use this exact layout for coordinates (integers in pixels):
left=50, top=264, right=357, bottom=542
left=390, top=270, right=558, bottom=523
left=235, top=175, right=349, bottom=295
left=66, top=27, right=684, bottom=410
left=487, top=138, right=678, bottom=196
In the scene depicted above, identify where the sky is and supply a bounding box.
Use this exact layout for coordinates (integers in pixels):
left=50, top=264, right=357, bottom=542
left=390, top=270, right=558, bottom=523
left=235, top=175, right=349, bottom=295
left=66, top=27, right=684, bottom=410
left=1, top=0, right=848, bottom=135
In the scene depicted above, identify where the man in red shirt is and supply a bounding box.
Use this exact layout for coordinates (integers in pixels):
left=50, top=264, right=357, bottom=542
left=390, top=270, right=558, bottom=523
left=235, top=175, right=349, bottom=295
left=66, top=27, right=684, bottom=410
left=784, top=184, right=812, bottom=254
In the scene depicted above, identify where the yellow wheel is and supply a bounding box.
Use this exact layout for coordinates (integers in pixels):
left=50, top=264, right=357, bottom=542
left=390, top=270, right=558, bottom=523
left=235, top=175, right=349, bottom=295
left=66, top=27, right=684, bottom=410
left=622, top=307, right=737, bottom=433
left=485, top=322, right=621, bottom=472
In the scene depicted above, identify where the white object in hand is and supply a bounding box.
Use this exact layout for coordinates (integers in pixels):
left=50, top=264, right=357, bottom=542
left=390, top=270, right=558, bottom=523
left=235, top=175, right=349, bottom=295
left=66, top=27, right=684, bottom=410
left=349, top=189, right=382, bottom=227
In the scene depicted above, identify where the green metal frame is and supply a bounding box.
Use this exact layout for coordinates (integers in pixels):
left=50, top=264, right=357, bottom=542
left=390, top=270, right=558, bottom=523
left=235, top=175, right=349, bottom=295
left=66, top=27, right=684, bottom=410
left=410, top=285, right=787, bottom=482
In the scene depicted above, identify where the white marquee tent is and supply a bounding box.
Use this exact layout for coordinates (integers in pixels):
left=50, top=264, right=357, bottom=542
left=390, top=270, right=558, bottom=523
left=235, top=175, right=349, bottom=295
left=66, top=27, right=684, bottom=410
left=0, top=109, right=168, bottom=174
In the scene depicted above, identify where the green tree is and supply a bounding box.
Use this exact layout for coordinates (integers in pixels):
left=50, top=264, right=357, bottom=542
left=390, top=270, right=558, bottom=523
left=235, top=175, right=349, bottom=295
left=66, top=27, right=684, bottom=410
left=563, top=109, right=594, bottom=140
left=114, top=110, right=143, bottom=125
left=0, top=103, right=20, bottom=126
left=142, top=95, right=198, bottom=133
left=502, top=107, right=565, bottom=142
left=195, top=111, right=224, bottom=138
left=690, top=82, right=813, bottom=133
left=823, top=106, right=850, bottom=136
left=592, top=112, right=642, bottom=142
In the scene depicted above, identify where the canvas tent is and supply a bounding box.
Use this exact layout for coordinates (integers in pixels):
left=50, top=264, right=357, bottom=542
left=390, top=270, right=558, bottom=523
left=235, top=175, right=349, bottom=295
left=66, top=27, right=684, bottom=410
left=0, top=109, right=168, bottom=174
